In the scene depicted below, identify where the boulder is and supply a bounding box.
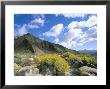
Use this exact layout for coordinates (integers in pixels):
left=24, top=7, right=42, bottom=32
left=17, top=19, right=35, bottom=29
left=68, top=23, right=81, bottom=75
left=16, top=66, right=40, bottom=76
left=72, top=60, right=84, bottom=68
left=14, top=63, right=22, bottom=75
left=64, top=72, right=72, bottom=76
left=28, top=58, right=34, bottom=61
left=79, top=66, right=97, bottom=76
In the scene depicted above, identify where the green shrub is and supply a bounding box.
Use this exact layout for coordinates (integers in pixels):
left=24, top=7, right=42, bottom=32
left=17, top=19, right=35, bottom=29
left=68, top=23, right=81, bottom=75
left=63, top=52, right=81, bottom=65
left=78, top=54, right=97, bottom=68
left=35, top=54, right=70, bottom=75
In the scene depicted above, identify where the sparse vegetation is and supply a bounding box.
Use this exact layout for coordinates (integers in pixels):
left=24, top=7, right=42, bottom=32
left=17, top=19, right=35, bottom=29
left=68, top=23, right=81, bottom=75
left=35, top=54, right=70, bottom=75
left=14, top=33, right=97, bottom=76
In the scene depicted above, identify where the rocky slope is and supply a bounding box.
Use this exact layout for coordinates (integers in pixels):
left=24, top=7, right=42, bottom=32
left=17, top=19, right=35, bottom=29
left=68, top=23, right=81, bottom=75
left=14, top=33, right=97, bottom=76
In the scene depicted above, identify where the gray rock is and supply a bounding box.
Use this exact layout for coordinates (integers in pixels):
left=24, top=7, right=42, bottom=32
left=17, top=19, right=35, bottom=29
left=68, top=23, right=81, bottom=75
left=72, top=60, right=84, bottom=68
left=79, top=66, right=97, bottom=76
left=44, top=68, right=53, bottom=76
left=64, top=72, right=72, bottom=76
left=28, top=58, right=34, bottom=61
left=16, top=66, right=40, bottom=76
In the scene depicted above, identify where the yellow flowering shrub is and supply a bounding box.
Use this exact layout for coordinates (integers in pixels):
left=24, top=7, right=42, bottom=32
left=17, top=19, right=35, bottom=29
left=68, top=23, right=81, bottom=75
left=63, top=52, right=80, bottom=61
left=35, top=54, right=70, bottom=75
left=78, top=54, right=94, bottom=62
left=78, top=54, right=97, bottom=68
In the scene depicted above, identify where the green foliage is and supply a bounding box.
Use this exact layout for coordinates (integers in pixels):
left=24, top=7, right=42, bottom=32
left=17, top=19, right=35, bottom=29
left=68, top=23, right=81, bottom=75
left=35, top=54, right=70, bottom=75
left=62, top=52, right=97, bottom=68
left=78, top=54, right=97, bottom=68
left=63, top=52, right=81, bottom=63
left=14, top=55, right=34, bottom=67
left=14, top=33, right=97, bottom=76
left=63, top=52, right=79, bottom=59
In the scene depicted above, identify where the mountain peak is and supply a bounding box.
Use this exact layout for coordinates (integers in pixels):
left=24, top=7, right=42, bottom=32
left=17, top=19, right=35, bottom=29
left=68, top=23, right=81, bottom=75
left=23, top=33, right=32, bottom=37
left=15, top=33, right=78, bottom=54
left=22, top=33, right=40, bottom=40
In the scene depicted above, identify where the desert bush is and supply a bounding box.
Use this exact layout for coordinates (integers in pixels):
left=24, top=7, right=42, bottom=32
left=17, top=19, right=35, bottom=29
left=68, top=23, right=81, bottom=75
left=35, top=54, right=70, bottom=75
left=14, top=57, right=33, bottom=67
left=62, top=52, right=82, bottom=67
left=62, top=52, right=97, bottom=68
left=14, top=57, right=22, bottom=66
left=78, top=54, right=97, bottom=68
left=63, top=52, right=81, bottom=60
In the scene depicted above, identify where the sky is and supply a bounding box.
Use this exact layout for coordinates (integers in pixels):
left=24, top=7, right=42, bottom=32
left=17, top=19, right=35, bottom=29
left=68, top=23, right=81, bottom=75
left=14, top=14, right=97, bottom=51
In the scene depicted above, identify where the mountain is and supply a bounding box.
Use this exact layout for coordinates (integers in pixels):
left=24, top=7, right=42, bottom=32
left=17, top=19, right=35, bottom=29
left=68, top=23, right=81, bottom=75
left=14, top=33, right=78, bottom=55
left=78, top=49, right=97, bottom=55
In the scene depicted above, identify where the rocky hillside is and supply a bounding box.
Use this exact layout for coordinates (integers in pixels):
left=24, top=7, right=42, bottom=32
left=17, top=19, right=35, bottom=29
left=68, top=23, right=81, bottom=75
left=14, top=33, right=97, bottom=76
left=14, top=33, right=78, bottom=55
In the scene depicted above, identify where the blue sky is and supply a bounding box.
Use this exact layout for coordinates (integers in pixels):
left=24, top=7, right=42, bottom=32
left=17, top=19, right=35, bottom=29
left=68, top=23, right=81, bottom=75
left=14, top=14, right=97, bottom=51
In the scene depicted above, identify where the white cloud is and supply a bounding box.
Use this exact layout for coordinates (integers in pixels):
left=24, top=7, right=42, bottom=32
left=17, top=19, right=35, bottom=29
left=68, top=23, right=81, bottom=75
left=18, top=24, right=28, bottom=36
left=86, top=15, right=97, bottom=27
left=88, top=26, right=97, bottom=38
left=64, top=28, right=82, bottom=42
left=15, top=15, right=45, bottom=37
left=59, top=15, right=97, bottom=49
left=54, top=38, right=59, bottom=43
left=68, top=15, right=97, bottom=29
left=59, top=22, right=97, bottom=49
left=32, top=14, right=45, bottom=19
left=56, top=14, right=85, bottom=18
left=28, top=17, right=45, bottom=29
left=14, top=24, right=20, bottom=28
left=43, top=24, right=64, bottom=37
left=59, top=28, right=83, bottom=49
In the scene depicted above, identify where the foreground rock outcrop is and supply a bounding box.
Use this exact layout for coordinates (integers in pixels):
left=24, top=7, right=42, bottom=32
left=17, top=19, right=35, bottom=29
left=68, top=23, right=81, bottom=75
left=16, top=66, right=42, bottom=76
left=79, top=66, right=97, bottom=76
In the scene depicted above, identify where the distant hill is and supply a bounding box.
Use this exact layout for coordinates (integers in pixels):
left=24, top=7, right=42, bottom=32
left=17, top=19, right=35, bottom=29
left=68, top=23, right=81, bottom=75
left=14, top=33, right=78, bottom=55
left=78, top=49, right=97, bottom=55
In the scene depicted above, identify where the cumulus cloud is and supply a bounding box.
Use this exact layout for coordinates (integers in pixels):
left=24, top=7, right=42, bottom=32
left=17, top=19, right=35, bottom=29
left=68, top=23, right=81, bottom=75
left=15, top=15, right=45, bottom=36
left=59, top=29, right=83, bottom=49
left=58, top=15, right=97, bottom=49
left=56, top=14, right=85, bottom=18
left=43, top=24, right=64, bottom=37
left=18, top=24, right=28, bottom=36
left=32, top=14, right=45, bottom=19
left=14, top=24, right=20, bottom=28
left=68, top=15, right=97, bottom=29
left=28, top=17, right=45, bottom=29
left=64, top=29, right=82, bottom=42
left=59, top=29, right=96, bottom=49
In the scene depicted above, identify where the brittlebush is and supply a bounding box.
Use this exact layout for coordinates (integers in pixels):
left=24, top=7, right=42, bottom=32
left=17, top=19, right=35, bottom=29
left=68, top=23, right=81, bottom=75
left=63, top=52, right=96, bottom=68
left=78, top=54, right=97, bottom=68
left=35, top=54, right=70, bottom=75
left=63, top=52, right=81, bottom=62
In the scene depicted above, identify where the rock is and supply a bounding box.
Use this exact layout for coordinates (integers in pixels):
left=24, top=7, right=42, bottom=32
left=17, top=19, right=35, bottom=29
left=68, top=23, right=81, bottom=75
left=14, top=63, right=22, bottom=75
left=36, top=74, right=42, bottom=76
left=65, top=57, right=68, bottom=60
left=72, top=60, right=84, bottom=68
left=64, top=72, right=72, bottom=76
left=14, top=63, right=21, bottom=71
left=28, top=58, right=34, bottom=61
left=25, top=68, right=39, bottom=76
left=44, top=68, right=53, bottom=76
left=79, top=66, right=97, bottom=76
left=16, top=66, right=40, bottom=76
left=27, top=58, right=35, bottom=64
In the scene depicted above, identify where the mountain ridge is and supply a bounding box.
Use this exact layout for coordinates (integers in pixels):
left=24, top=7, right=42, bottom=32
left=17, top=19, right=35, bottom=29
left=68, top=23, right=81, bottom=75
left=14, top=33, right=78, bottom=55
